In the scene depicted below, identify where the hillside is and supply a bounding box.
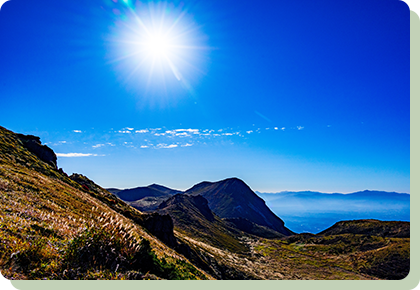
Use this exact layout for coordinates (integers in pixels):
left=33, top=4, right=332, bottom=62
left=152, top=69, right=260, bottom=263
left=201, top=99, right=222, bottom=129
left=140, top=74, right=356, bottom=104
left=156, top=194, right=248, bottom=253
left=0, top=126, right=410, bottom=280
left=0, top=126, right=208, bottom=280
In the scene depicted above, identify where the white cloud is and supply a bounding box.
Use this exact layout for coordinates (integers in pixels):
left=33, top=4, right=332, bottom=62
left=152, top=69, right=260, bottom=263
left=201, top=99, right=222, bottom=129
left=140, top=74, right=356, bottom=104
left=181, top=143, right=193, bottom=147
left=73, top=130, right=82, bottom=133
left=92, top=144, right=104, bottom=148
left=246, top=130, right=253, bottom=134
left=135, top=129, right=149, bottom=133
left=126, top=127, right=134, bottom=130
left=297, top=126, right=304, bottom=130
left=140, top=145, right=149, bottom=148
left=175, top=129, right=199, bottom=133
left=118, top=130, right=132, bottom=134
left=157, top=144, right=178, bottom=149
left=56, top=153, right=98, bottom=157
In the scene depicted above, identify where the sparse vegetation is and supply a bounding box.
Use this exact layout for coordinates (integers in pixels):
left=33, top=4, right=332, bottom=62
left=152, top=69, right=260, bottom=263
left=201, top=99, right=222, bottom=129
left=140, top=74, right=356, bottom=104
left=0, top=126, right=206, bottom=280
left=0, top=126, right=410, bottom=280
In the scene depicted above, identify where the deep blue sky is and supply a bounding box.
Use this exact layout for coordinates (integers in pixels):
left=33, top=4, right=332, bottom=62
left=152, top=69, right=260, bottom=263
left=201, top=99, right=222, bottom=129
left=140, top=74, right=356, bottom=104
left=0, top=0, right=410, bottom=193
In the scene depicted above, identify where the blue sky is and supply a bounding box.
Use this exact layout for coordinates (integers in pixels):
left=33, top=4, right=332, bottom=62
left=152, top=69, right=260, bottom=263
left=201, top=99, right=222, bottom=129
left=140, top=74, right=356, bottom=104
left=0, top=0, right=410, bottom=193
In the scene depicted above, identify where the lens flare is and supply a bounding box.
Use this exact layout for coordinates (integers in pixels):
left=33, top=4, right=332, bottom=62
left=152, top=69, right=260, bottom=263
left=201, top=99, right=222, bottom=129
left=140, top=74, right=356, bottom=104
left=106, top=1, right=208, bottom=95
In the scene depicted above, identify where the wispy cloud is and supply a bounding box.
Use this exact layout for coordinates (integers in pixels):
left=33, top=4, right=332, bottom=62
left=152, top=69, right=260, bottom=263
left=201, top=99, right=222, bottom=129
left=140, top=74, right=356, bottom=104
left=157, top=144, right=178, bottom=149
left=56, top=153, right=99, bottom=157
left=104, top=125, right=305, bottom=150
left=135, top=129, right=149, bottom=133
left=73, top=130, right=82, bottom=133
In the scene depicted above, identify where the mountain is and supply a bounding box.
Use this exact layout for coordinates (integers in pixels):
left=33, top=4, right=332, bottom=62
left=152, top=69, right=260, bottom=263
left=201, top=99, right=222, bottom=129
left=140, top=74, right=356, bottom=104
left=0, top=125, right=410, bottom=280
left=112, top=178, right=294, bottom=237
left=185, top=178, right=294, bottom=236
left=113, top=184, right=182, bottom=201
left=109, top=184, right=183, bottom=212
left=157, top=194, right=247, bottom=253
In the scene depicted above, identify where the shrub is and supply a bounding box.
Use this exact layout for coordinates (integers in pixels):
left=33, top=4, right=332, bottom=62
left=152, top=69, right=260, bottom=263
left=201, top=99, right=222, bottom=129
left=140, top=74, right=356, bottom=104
left=60, top=222, right=201, bottom=279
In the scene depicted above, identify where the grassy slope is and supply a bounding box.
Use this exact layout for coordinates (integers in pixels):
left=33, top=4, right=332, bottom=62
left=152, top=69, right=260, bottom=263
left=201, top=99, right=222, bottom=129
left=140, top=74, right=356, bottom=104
left=0, top=126, right=410, bottom=280
left=0, top=126, right=208, bottom=280
left=253, top=220, right=409, bottom=280
left=157, top=194, right=248, bottom=254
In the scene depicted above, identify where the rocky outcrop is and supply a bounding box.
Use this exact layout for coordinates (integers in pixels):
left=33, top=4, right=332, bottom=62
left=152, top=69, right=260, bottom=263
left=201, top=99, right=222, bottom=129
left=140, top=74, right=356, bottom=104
left=142, top=213, right=177, bottom=247
left=17, top=133, right=57, bottom=169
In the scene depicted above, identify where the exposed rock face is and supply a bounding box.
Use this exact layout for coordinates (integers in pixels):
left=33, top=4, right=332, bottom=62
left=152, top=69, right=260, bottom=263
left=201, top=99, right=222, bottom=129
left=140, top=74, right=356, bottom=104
left=17, top=133, right=57, bottom=169
left=142, top=212, right=177, bottom=247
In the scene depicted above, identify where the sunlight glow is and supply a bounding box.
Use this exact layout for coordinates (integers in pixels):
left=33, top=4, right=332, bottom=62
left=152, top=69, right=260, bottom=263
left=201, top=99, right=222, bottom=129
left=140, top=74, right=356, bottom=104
left=108, top=1, right=208, bottom=90
left=144, top=33, right=171, bottom=58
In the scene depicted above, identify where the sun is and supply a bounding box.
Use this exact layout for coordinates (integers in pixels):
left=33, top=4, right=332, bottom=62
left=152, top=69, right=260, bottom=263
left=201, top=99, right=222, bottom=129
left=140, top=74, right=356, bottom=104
left=108, top=1, right=208, bottom=93
left=143, top=33, right=172, bottom=59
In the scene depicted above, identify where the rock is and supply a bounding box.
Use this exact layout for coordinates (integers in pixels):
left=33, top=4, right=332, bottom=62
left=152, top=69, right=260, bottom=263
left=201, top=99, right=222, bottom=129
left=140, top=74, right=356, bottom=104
left=141, top=213, right=177, bottom=247
left=17, top=133, right=57, bottom=169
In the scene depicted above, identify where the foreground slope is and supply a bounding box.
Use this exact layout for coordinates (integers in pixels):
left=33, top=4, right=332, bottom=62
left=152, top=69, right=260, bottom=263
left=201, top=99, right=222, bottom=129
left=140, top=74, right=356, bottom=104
left=0, top=126, right=207, bottom=280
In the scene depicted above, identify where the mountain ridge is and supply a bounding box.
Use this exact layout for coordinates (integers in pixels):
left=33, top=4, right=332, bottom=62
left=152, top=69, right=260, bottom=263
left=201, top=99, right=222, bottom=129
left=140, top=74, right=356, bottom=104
left=0, top=125, right=410, bottom=280
left=112, top=177, right=295, bottom=236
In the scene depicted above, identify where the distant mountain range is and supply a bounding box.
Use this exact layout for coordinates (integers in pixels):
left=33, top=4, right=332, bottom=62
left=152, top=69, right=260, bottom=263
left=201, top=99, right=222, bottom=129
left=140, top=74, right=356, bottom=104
left=255, top=190, right=409, bottom=233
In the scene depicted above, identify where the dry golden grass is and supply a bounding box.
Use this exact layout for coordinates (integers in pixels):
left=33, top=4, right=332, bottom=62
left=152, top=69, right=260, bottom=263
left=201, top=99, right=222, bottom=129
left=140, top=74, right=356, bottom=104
left=0, top=126, right=207, bottom=279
